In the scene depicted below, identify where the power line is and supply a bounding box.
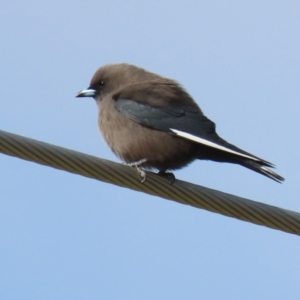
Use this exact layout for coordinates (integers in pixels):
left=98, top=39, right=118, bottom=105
left=1, top=129, right=299, bottom=235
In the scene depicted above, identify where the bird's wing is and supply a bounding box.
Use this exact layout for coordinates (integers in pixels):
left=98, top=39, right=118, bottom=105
left=114, top=85, right=271, bottom=165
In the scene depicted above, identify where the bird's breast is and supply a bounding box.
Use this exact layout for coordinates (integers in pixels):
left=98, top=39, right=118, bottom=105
left=98, top=97, right=198, bottom=171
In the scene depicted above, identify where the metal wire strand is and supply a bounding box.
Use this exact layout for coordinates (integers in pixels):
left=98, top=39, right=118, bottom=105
left=1, top=129, right=299, bottom=236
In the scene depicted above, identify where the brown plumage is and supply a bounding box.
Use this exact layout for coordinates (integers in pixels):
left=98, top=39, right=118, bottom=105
left=76, top=63, right=284, bottom=183
left=99, top=97, right=198, bottom=171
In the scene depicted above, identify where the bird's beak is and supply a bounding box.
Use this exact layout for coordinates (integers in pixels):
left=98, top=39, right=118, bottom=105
left=76, top=88, right=96, bottom=98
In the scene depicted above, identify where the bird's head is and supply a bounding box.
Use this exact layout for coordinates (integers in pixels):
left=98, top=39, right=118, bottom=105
left=76, top=63, right=159, bottom=101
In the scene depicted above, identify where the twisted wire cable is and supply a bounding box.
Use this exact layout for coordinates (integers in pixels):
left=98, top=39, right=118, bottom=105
left=1, top=129, right=299, bottom=235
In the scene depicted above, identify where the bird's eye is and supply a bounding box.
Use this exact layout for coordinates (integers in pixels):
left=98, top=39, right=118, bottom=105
left=99, top=81, right=105, bottom=87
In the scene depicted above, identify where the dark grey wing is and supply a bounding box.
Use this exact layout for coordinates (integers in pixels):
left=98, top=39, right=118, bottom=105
left=115, top=98, right=217, bottom=138
left=115, top=98, right=274, bottom=165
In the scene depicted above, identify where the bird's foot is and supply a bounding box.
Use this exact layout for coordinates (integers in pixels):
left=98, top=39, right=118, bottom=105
left=126, top=159, right=147, bottom=183
left=157, top=171, right=176, bottom=185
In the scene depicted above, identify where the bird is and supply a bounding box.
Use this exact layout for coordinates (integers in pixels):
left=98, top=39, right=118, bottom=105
left=76, top=63, right=284, bottom=183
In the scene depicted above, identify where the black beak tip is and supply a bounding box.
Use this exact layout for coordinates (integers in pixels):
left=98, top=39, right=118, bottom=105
left=75, top=91, right=85, bottom=98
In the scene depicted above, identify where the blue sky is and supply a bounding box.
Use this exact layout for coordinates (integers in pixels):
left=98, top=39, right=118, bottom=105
left=1, top=1, right=300, bottom=299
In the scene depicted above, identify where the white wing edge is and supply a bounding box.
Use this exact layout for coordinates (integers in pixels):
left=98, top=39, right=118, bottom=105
left=170, top=128, right=259, bottom=162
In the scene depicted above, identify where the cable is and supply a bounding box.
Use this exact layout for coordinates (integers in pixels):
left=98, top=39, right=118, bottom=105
left=1, top=129, right=299, bottom=235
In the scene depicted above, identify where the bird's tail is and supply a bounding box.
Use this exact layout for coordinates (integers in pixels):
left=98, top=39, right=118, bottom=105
left=238, top=159, right=284, bottom=183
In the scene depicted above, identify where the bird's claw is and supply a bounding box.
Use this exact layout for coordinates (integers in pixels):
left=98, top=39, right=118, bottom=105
left=126, top=159, right=147, bottom=183
left=157, top=171, right=176, bottom=184
left=137, top=168, right=146, bottom=183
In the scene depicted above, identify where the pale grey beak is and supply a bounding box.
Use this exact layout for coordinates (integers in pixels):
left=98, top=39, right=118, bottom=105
left=76, top=88, right=96, bottom=98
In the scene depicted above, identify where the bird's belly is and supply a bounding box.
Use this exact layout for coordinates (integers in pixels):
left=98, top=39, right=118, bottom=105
left=99, top=108, right=197, bottom=171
